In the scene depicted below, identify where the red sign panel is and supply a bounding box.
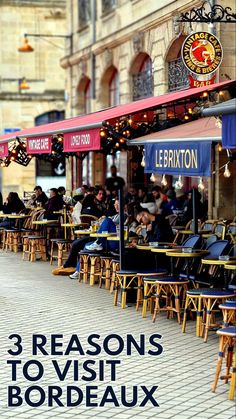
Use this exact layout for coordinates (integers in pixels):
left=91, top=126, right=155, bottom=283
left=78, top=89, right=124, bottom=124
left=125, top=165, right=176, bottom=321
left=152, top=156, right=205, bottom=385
left=26, top=136, right=52, bottom=154
left=188, top=74, right=216, bottom=88
left=64, top=128, right=101, bottom=152
left=0, top=142, right=8, bottom=157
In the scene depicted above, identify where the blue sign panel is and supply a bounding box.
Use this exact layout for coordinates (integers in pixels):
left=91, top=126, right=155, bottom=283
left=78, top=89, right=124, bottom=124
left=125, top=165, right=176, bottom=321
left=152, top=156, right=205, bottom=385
left=222, top=114, right=236, bottom=149
left=3, top=128, right=20, bottom=134
left=144, top=141, right=212, bottom=177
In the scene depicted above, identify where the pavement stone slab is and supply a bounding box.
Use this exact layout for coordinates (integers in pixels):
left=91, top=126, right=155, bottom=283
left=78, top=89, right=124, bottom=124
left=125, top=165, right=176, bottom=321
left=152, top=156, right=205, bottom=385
left=0, top=252, right=235, bottom=419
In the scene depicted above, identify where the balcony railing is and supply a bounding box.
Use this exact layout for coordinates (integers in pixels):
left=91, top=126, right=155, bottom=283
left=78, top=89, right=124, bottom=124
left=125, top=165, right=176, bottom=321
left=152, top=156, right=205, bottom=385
left=168, top=58, right=189, bottom=92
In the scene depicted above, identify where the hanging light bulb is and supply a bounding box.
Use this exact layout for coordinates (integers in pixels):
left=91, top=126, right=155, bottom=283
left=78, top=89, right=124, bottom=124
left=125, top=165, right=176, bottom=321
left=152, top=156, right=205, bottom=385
left=141, top=151, right=145, bottom=167
left=218, top=143, right=222, bottom=152
left=150, top=173, right=156, bottom=182
left=161, top=174, right=167, bottom=186
left=223, top=163, right=231, bottom=178
left=175, top=175, right=183, bottom=189
left=198, top=177, right=205, bottom=191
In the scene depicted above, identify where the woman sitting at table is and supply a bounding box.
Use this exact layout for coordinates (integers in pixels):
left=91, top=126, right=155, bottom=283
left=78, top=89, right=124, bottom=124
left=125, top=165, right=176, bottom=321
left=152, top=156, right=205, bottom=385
left=52, top=198, right=127, bottom=277
left=43, top=188, right=64, bottom=220
left=0, top=192, right=25, bottom=228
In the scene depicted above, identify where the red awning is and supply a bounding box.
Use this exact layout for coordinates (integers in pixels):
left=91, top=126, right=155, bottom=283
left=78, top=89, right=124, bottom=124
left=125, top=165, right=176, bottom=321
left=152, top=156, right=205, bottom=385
left=128, top=116, right=221, bottom=145
left=0, top=80, right=234, bottom=146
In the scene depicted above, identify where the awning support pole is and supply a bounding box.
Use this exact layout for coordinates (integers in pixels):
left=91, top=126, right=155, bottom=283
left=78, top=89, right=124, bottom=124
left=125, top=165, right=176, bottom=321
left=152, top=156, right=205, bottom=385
left=192, top=187, right=198, bottom=234
left=118, top=188, right=125, bottom=270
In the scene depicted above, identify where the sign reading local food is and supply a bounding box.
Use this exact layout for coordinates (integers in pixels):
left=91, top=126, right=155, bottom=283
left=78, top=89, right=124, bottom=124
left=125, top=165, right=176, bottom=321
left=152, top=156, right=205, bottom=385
left=64, top=128, right=101, bottom=152
left=182, top=31, right=223, bottom=76
left=26, top=136, right=52, bottom=154
left=144, top=141, right=212, bottom=177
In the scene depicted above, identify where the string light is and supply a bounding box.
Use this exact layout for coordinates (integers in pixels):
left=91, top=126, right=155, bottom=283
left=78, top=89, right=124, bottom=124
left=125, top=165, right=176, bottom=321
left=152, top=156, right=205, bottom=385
left=161, top=174, right=167, bottom=186
left=198, top=177, right=205, bottom=191
left=218, top=143, right=222, bottom=152
left=223, top=163, right=231, bottom=178
left=174, top=175, right=183, bottom=189
left=141, top=151, right=145, bottom=167
left=150, top=173, right=156, bottom=182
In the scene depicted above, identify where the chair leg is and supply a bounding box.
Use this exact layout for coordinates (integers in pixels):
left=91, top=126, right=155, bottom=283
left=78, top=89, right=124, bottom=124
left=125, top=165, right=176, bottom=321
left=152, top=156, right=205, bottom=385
left=182, top=295, right=190, bottom=333
left=58, top=243, right=63, bottom=267
left=142, top=282, right=149, bottom=318
left=212, top=335, right=225, bottom=392
left=121, top=276, right=127, bottom=309
left=229, top=351, right=236, bottom=400
left=50, top=241, right=54, bottom=265
left=136, top=275, right=143, bottom=311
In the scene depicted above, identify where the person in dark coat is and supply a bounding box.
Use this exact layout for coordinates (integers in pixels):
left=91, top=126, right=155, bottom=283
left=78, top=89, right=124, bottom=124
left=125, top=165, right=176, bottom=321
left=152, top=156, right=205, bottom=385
left=0, top=192, right=25, bottom=228
left=43, top=188, right=64, bottom=219
left=105, top=165, right=125, bottom=195
left=33, top=186, right=48, bottom=206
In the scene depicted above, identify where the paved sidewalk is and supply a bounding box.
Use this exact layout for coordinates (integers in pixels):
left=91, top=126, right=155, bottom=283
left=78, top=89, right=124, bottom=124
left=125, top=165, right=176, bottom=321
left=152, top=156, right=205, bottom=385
left=0, top=252, right=235, bottom=419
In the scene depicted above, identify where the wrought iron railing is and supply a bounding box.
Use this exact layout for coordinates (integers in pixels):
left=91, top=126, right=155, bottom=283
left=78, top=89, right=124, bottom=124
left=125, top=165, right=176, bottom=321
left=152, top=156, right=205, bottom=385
left=168, top=58, right=189, bottom=92
left=132, top=71, right=153, bottom=101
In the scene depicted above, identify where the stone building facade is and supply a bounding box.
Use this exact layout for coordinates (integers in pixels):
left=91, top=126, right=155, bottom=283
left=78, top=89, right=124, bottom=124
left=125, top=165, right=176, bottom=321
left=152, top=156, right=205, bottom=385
left=0, top=0, right=66, bottom=198
left=60, top=0, right=235, bottom=218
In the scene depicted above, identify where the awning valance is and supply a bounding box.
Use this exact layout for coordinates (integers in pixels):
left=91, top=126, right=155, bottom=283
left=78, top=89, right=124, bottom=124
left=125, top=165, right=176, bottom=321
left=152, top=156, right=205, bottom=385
left=0, top=80, right=234, bottom=151
left=222, top=113, right=236, bottom=149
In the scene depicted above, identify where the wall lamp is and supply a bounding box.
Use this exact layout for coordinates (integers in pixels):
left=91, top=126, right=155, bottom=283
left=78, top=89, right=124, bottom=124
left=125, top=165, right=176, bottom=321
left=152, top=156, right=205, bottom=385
left=18, top=33, right=72, bottom=52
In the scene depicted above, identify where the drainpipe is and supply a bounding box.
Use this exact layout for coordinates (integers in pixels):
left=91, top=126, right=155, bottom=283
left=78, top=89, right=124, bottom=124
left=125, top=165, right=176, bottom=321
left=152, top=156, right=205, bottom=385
left=91, top=0, right=96, bottom=104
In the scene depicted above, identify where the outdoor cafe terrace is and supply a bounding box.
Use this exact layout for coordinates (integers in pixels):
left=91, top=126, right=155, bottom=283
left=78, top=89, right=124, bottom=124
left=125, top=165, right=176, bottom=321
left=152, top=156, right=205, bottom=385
left=0, top=203, right=235, bottom=418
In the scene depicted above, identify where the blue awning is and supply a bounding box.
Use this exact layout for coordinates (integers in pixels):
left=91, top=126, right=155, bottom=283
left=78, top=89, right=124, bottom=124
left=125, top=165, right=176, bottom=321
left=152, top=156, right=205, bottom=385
left=144, top=141, right=212, bottom=177
left=222, top=114, right=236, bottom=149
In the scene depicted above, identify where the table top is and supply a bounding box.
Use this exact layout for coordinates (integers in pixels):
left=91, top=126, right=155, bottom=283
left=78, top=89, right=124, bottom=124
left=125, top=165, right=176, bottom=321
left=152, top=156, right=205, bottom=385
left=201, top=257, right=236, bottom=266
left=32, top=220, right=59, bottom=225
left=224, top=263, right=236, bottom=270
left=137, top=243, right=177, bottom=251
left=90, top=232, right=116, bottom=238
left=74, top=229, right=92, bottom=235
left=7, top=214, right=31, bottom=219
left=166, top=249, right=209, bottom=258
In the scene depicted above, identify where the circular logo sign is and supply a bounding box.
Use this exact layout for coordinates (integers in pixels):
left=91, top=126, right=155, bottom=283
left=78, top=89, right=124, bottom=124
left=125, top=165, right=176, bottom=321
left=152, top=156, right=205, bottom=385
left=181, top=31, right=223, bottom=76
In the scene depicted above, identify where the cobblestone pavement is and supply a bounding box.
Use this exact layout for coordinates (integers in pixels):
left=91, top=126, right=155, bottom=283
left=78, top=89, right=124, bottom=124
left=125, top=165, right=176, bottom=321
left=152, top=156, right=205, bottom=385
left=0, top=252, right=235, bottom=419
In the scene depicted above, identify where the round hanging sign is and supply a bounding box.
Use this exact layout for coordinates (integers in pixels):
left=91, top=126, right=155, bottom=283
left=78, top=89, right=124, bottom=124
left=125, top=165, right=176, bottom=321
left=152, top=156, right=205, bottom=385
left=181, top=31, right=223, bottom=76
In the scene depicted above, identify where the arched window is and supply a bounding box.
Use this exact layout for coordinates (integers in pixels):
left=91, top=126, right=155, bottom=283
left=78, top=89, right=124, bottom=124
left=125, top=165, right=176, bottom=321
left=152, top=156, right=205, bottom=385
left=109, top=69, right=119, bottom=106
left=131, top=54, right=153, bottom=101
left=35, top=110, right=65, bottom=126
left=166, top=36, right=189, bottom=92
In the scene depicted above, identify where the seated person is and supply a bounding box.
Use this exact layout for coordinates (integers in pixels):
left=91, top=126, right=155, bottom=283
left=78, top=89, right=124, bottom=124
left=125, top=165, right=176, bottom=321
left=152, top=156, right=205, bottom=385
left=31, top=186, right=48, bottom=207
left=43, top=188, right=64, bottom=220
left=123, top=208, right=174, bottom=271
left=52, top=198, right=126, bottom=277
left=0, top=192, right=25, bottom=229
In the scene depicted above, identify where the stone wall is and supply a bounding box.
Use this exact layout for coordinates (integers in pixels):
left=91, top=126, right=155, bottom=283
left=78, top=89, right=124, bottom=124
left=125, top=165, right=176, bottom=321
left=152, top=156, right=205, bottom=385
left=0, top=0, right=66, bottom=199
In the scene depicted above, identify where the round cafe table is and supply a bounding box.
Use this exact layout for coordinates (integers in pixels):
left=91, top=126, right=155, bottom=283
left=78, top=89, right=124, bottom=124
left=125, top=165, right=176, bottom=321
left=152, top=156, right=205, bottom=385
left=201, top=258, right=236, bottom=289
left=165, top=249, right=209, bottom=278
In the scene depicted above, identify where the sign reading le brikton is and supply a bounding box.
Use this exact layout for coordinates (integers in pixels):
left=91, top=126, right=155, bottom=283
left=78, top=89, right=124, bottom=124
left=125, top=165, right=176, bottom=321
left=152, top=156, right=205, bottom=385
left=0, top=142, right=8, bottom=157
left=26, top=136, right=52, bottom=154
left=182, top=31, right=223, bottom=76
left=144, top=141, right=212, bottom=177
